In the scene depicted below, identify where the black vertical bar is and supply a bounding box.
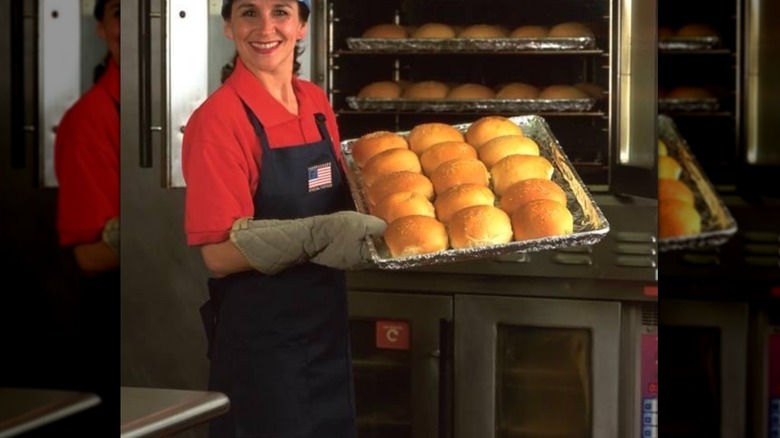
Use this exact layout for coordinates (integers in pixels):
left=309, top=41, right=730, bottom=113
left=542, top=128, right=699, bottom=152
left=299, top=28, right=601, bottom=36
left=138, top=0, right=152, bottom=168
left=10, top=0, right=25, bottom=168
left=439, top=318, right=453, bottom=438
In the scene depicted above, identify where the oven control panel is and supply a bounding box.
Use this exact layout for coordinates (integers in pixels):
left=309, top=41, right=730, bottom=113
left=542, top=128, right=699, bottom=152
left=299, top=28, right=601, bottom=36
left=642, top=333, right=658, bottom=437
left=770, top=331, right=779, bottom=438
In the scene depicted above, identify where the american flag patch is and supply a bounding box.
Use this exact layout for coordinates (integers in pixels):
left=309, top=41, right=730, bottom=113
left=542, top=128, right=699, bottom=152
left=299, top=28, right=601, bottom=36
left=307, top=162, right=333, bottom=192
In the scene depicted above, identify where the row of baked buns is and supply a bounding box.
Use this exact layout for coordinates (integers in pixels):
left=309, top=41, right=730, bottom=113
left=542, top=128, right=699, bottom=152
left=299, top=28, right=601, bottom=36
left=361, top=22, right=594, bottom=39
left=349, top=116, right=574, bottom=258
left=658, top=23, right=719, bottom=39
left=658, top=86, right=714, bottom=100
left=658, top=139, right=701, bottom=239
left=357, top=80, right=602, bottom=100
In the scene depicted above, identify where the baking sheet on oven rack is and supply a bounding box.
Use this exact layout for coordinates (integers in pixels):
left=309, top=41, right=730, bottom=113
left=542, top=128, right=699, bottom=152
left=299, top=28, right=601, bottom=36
left=340, top=115, right=611, bottom=270
left=346, top=97, right=597, bottom=113
left=346, top=37, right=597, bottom=52
left=658, top=98, right=720, bottom=113
left=658, top=36, right=721, bottom=51
left=658, top=114, right=737, bottom=252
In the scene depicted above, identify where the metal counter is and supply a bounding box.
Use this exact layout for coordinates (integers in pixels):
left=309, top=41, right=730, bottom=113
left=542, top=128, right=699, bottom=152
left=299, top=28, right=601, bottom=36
left=0, top=388, right=100, bottom=438
left=120, top=387, right=229, bottom=438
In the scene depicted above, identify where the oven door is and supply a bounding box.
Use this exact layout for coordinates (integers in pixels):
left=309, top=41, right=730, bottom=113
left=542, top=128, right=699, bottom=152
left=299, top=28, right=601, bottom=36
left=659, top=298, right=749, bottom=438
left=347, top=291, right=452, bottom=438
left=455, top=295, right=621, bottom=438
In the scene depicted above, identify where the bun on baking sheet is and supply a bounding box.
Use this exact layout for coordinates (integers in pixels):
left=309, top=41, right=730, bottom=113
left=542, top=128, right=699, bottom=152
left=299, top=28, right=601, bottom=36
left=478, top=135, right=540, bottom=170
left=511, top=199, right=574, bottom=240
left=498, top=178, right=568, bottom=215
left=539, top=85, right=590, bottom=99
left=658, top=178, right=695, bottom=206
left=666, top=86, right=713, bottom=99
left=495, top=82, right=540, bottom=99
left=658, top=26, right=675, bottom=38
left=457, top=24, right=508, bottom=38
left=448, top=205, right=513, bottom=249
left=490, top=154, right=554, bottom=195
left=447, top=83, right=496, bottom=99
left=676, top=23, right=719, bottom=37
left=351, top=131, right=409, bottom=168
left=407, top=122, right=466, bottom=155
left=361, top=148, right=422, bottom=187
left=434, top=183, right=496, bottom=223
left=411, top=23, right=456, bottom=38
left=384, top=215, right=449, bottom=257
left=658, top=155, right=682, bottom=180
left=419, top=141, right=478, bottom=175
left=402, top=81, right=450, bottom=99
left=573, top=82, right=604, bottom=99
left=371, top=190, right=436, bottom=224
left=362, top=23, right=409, bottom=39
left=357, top=81, right=404, bottom=99
left=465, top=116, right=524, bottom=149
left=430, top=158, right=490, bottom=195
left=659, top=199, right=701, bottom=238
left=658, top=139, right=668, bottom=156
left=509, top=25, right=549, bottom=38
left=548, top=22, right=594, bottom=38
left=365, top=171, right=434, bottom=206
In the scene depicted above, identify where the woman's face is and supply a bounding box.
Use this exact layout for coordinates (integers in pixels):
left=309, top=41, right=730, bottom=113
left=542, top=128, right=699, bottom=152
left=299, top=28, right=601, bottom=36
left=97, top=0, right=121, bottom=64
left=224, top=0, right=307, bottom=76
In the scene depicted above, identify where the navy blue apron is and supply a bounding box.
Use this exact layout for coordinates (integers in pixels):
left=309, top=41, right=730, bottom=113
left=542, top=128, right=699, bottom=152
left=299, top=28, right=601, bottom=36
left=203, top=97, right=356, bottom=438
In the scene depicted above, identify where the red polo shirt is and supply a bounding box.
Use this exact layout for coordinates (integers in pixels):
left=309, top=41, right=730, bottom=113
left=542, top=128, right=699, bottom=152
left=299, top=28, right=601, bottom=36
left=54, top=57, right=120, bottom=247
left=182, top=58, right=342, bottom=246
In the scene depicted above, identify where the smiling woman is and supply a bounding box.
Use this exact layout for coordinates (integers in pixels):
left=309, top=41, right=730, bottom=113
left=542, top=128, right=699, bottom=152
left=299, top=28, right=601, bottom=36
left=180, top=0, right=386, bottom=437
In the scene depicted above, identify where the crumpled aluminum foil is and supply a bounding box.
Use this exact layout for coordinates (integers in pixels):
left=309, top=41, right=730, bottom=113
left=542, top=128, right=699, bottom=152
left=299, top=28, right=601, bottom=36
left=346, top=97, right=597, bottom=113
left=658, top=36, right=721, bottom=51
left=340, top=115, right=611, bottom=270
left=346, top=37, right=597, bottom=52
left=658, top=98, right=720, bottom=113
left=658, top=114, right=738, bottom=252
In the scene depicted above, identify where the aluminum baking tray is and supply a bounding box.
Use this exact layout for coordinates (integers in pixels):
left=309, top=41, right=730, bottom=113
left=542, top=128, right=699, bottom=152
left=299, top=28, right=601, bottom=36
left=658, top=114, right=737, bottom=251
left=658, top=36, right=721, bottom=51
left=346, top=97, right=597, bottom=113
left=340, top=115, right=611, bottom=270
left=346, top=37, right=597, bottom=52
left=658, top=98, right=720, bottom=113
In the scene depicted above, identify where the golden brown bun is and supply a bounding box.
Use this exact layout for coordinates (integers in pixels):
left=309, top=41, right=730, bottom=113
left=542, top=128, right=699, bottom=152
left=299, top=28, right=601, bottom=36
left=384, top=215, right=449, bottom=257
left=401, top=81, right=450, bottom=99
left=539, top=85, right=590, bottom=99
left=495, top=82, right=540, bottom=99
left=510, top=25, right=549, bottom=38
left=574, top=82, right=604, bottom=99
left=659, top=199, right=701, bottom=238
left=430, top=158, right=490, bottom=195
left=499, top=178, right=567, bottom=215
left=407, top=122, right=465, bottom=155
left=465, top=116, right=524, bottom=149
left=362, top=23, right=409, bottom=39
left=511, top=199, right=574, bottom=240
left=361, top=148, right=422, bottom=187
left=434, top=184, right=496, bottom=223
left=667, top=86, right=713, bottom=99
left=491, top=155, right=554, bottom=195
left=658, top=27, right=675, bottom=38
left=357, top=81, right=404, bottom=99
left=371, top=190, right=436, bottom=224
left=365, top=171, right=434, bottom=206
left=419, top=141, right=478, bottom=175
left=448, top=205, right=513, bottom=249
left=658, top=139, right=668, bottom=156
left=411, top=23, right=456, bottom=38
left=548, top=22, right=594, bottom=38
left=658, top=155, right=682, bottom=180
left=351, top=131, right=409, bottom=168
left=478, top=135, right=540, bottom=170
left=676, top=23, right=718, bottom=38
left=658, top=178, right=695, bottom=206
left=457, top=24, right=508, bottom=38
left=447, top=83, right=496, bottom=99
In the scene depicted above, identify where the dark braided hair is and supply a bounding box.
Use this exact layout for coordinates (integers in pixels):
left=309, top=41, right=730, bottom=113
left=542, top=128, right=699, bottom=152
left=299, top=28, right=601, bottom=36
left=92, top=0, right=113, bottom=82
left=220, top=0, right=310, bottom=83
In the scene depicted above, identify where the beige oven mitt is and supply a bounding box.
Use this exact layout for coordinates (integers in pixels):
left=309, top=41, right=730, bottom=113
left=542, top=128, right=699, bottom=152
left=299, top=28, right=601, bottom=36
left=230, top=211, right=387, bottom=275
left=102, top=217, right=120, bottom=257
